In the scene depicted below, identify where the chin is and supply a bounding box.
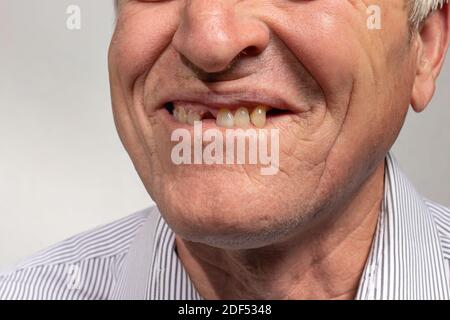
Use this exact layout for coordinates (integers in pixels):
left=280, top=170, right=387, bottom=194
left=153, top=169, right=316, bottom=249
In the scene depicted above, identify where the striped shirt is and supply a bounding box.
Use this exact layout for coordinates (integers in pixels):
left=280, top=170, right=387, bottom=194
left=1, top=152, right=449, bottom=300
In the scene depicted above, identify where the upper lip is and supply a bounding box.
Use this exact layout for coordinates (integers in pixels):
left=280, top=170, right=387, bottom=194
left=148, top=87, right=308, bottom=114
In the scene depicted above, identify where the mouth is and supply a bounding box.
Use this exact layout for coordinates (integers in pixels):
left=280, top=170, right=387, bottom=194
left=164, top=101, right=293, bottom=129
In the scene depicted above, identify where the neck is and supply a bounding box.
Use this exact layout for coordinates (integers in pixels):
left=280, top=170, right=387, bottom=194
left=176, top=161, right=385, bottom=300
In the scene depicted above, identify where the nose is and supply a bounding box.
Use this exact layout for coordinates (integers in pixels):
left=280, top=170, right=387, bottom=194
left=172, top=0, right=270, bottom=74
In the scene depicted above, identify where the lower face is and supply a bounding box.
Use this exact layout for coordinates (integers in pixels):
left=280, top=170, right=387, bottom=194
left=109, top=0, right=416, bottom=249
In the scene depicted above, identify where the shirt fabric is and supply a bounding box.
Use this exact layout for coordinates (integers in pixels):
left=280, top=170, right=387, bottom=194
left=1, top=152, right=450, bottom=300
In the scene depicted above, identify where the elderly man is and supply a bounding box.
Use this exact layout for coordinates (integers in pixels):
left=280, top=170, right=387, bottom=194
left=1, top=0, right=449, bottom=300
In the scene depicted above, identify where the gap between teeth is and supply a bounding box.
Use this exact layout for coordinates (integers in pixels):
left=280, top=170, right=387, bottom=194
left=173, top=105, right=270, bottom=128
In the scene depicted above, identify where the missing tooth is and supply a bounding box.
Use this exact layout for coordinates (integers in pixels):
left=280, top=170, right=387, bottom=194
left=267, top=108, right=291, bottom=117
left=165, top=102, right=174, bottom=115
left=201, top=111, right=215, bottom=120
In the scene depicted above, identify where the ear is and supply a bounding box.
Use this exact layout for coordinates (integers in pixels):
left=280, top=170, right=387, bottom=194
left=411, top=4, right=450, bottom=112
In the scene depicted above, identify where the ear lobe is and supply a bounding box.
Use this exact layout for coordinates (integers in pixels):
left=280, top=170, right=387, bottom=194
left=411, top=4, right=450, bottom=113
left=411, top=71, right=436, bottom=112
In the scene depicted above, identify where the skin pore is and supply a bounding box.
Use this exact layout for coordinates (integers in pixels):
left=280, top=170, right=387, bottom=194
left=109, top=1, right=449, bottom=299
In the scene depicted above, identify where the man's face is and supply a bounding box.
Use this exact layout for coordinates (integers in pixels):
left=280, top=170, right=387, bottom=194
left=109, top=0, right=416, bottom=248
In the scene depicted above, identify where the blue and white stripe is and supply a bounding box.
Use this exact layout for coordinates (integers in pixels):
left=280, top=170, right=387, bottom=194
left=1, top=152, right=449, bottom=300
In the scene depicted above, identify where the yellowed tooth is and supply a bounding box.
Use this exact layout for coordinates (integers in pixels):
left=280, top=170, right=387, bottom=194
left=174, top=106, right=187, bottom=124
left=250, top=105, right=268, bottom=128
left=216, top=108, right=234, bottom=128
left=234, top=107, right=250, bottom=128
left=187, top=110, right=202, bottom=125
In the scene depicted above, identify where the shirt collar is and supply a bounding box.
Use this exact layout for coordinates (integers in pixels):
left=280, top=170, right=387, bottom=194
left=117, top=152, right=449, bottom=300
left=356, top=152, right=449, bottom=299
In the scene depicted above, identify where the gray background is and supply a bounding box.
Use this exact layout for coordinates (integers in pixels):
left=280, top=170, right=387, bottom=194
left=0, top=0, right=449, bottom=270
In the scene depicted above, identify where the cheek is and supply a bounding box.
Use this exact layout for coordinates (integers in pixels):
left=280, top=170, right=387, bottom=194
left=110, top=5, right=180, bottom=87
left=266, top=1, right=370, bottom=108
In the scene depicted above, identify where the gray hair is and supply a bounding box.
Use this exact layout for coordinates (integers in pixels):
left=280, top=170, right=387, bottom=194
left=114, top=0, right=448, bottom=30
left=410, top=0, right=448, bottom=30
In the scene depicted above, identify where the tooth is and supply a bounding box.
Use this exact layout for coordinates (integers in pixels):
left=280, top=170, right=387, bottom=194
left=234, top=107, right=250, bottom=128
left=187, top=110, right=202, bottom=125
left=174, top=106, right=187, bottom=124
left=250, top=105, right=268, bottom=128
left=216, top=108, right=234, bottom=128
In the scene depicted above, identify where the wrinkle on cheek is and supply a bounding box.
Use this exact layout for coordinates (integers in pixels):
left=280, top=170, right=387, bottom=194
left=243, top=1, right=361, bottom=111
left=261, top=4, right=359, bottom=180
left=346, top=0, right=370, bottom=11
left=320, top=0, right=369, bottom=28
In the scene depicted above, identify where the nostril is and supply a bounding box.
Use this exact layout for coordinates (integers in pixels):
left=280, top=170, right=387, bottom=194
left=239, top=46, right=261, bottom=58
